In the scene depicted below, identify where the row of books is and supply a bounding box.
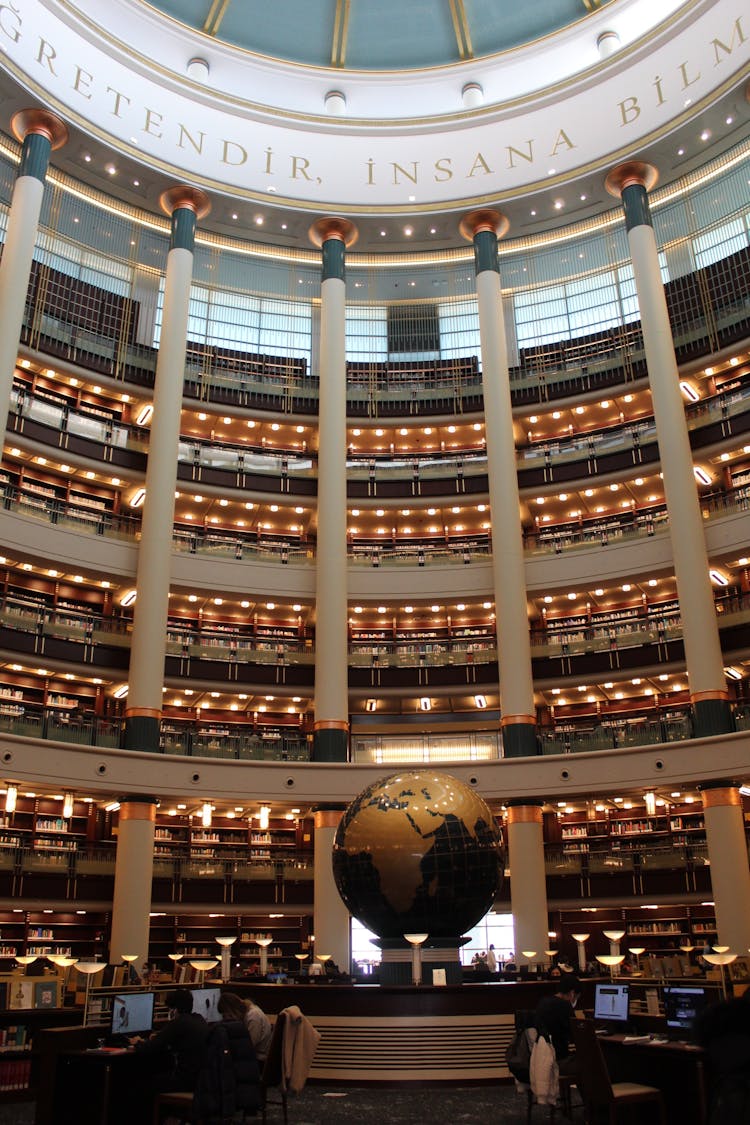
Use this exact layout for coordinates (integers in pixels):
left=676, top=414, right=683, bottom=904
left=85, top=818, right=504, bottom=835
left=0, top=1056, right=31, bottom=1090
left=0, top=1025, right=28, bottom=1048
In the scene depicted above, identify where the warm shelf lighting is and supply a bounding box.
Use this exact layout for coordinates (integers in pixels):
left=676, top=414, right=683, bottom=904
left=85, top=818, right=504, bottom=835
left=259, top=806, right=271, bottom=831
left=62, top=792, right=74, bottom=819
left=5, top=785, right=17, bottom=814
left=201, top=803, right=212, bottom=828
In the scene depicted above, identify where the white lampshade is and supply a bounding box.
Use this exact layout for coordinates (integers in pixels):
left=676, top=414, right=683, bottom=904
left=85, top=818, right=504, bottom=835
left=603, top=930, right=626, bottom=942
left=256, top=937, right=273, bottom=949
left=713, top=945, right=730, bottom=954
left=596, top=954, right=625, bottom=967
left=571, top=933, right=590, bottom=943
left=215, top=936, right=237, bottom=948
left=521, top=951, right=537, bottom=960
left=403, top=934, right=428, bottom=946
left=168, top=953, right=184, bottom=963
left=77, top=961, right=106, bottom=976
left=121, top=954, right=138, bottom=963
left=294, top=953, right=308, bottom=962
left=628, top=947, right=646, bottom=956
left=189, top=959, right=219, bottom=972
left=703, top=952, right=737, bottom=966
left=15, top=955, right=37, bottom=965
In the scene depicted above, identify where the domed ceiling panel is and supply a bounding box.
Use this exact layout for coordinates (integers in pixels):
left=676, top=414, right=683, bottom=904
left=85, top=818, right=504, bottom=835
left=146, top=0, right=616, bottom=70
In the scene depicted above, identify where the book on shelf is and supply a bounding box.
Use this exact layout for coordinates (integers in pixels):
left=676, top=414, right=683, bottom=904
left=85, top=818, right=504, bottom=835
left=0, top=1056, right=32, bottom=1091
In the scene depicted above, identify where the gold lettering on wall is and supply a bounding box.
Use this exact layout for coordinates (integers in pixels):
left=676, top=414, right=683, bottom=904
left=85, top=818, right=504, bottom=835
left=72, top=65, right=93, bottom=100
left=177, top=125, right=205, bottom=154
left=712, top=17, right=747, bottom=65
left=35, top=36, right=57, bottom=75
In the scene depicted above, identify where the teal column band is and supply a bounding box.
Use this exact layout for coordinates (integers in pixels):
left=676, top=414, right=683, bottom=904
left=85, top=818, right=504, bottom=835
left=18, top=132, right=52, bottom=182
left=123, top=714, right=162, bottom=753
left=502, top=722, right=540, bottom=758
left=692, top=698, right=734, bottom=738
left=473, top=229, right=500, bottom=275
left=621, top=182, right=652, bottom=232
left=322, top=237, right=346, bottom=282
left=171, top=206, right=197, bottom=252
left=312, top=727, right=348, bottom=762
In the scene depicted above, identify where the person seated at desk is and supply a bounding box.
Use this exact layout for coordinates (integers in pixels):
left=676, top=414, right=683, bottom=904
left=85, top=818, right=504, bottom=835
left=534, top=976, right=581, bottom=1077
left=130, top=989, right=210, bottom=1096
left=218, top=991, right=272, bottom=1062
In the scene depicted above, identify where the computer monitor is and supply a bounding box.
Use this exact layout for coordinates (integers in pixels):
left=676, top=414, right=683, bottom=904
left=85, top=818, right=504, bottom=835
left=110, top=991, right=155, bottom=1036
left=191, top=986, right=221, bottom=1022
left=593, top=983, right=630, bottom=1025
left=662, top=985, right=710, bottom=1040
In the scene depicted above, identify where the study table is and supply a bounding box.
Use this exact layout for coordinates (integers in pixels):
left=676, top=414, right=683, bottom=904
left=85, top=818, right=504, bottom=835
left=599, top=1033, right=708, bottom=1125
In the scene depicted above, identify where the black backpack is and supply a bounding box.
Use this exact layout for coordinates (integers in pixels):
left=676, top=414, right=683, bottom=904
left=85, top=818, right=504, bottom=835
left=192, top=1023, right=237, bottom=1125
left=506, top=1025, right=534, bottom=1083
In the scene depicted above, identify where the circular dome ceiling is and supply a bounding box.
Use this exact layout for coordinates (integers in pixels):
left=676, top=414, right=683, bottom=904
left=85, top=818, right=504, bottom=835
left=147, top=0, right=616, bottom=71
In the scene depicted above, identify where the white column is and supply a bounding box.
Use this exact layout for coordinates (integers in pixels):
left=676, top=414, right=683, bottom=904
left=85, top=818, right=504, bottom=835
left=313, top=808, right=351, bottom=972
left=309, top=219, right=358, bottom=762
left=506, top=804, right=549, bottom=963
left=124, top=187, right=210, bottom=752
left=701, top=787, right=750, bottom=953
left=0, top=110, right=68, bottom=442
left=461, top=211, right=537, bottom=757
left=606, top=162, right=731, bottom=737
left=109, top=801, right=157, bottom=971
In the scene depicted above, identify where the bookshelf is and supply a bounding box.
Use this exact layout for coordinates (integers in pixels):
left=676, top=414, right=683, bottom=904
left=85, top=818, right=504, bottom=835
left=555, top=800, right=707, bottom=856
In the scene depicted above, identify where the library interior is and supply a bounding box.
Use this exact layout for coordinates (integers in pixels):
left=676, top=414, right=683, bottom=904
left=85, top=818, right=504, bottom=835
left=0, top=0, right=747, bottom=1122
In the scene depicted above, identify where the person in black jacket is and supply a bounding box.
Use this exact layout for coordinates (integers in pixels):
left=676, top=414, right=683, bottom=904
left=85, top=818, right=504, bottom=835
left=192, top=994, right=261, bottom=1123
left=534, top=977, right=581, bottom=1076
left=131, top=989, right=210, bottom=1094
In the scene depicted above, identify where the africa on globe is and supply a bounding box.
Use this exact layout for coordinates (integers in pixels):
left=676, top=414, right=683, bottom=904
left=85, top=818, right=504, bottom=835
left=332, top=770, right=502, bottom=940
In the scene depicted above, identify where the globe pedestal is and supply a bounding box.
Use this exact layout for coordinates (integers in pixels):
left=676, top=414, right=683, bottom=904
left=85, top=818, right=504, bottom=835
left=376, top=937, right=467, bottom=986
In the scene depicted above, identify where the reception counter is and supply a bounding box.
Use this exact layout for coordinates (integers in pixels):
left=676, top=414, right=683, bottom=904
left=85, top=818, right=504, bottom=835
left=232, top=979, right=590, bottom=1083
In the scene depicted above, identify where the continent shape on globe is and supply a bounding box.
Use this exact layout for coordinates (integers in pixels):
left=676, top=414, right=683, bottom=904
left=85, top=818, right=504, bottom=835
left=332, top=769, right=502, bottom=940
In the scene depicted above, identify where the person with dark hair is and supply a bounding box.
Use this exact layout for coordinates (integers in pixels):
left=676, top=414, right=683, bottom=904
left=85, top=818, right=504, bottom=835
left=130, top=988, right=210, bottom=1094
left=218, top=989, right=272, bottom=1060
left=534, top=976, right=581, bottom=1077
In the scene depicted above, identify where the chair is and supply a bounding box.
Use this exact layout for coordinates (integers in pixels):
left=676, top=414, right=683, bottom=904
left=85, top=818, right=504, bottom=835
left=260, top=1012, right=288, bottom=1125
left=510, top=1010, right=575, bottom=1123
left=152, top=1089, right=193, bottom=1125
left=571, top=1020, right=666, bottom=1124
